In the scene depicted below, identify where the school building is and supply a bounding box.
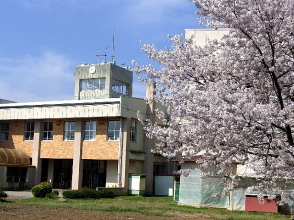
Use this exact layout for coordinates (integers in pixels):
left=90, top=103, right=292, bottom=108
left=0, top=62, right=170, bottom=195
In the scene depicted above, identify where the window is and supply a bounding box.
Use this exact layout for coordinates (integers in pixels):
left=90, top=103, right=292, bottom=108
left=43, top=122, right=53, bottom=140
left=82, top=160, right=107, bottom=188
left=6, top=167, right=27, bottom=182
left=81, top=78, right=105, bottom=91
left=0, top=122, right=9, bottom=141
left=153, top=164, right=165, bottom=176
left=64, top=121, right=75, bottom=141
left=108, top=120, right=121, bottom=141
left=24, top=122, right=34, bottom=140
left=112, top=79, right=128, bottom=95
left=84, top=121, right=96, bottom=141
left=130, top=121, right=137, bottom=142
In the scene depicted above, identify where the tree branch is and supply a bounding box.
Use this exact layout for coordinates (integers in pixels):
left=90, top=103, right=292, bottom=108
left=271, top=123, right=287, bottom=132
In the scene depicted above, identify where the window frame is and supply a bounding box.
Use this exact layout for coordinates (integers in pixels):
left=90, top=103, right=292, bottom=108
left=108, top=120, right=121, bottom=141
left=43, top=121, right=53, bottom=141
left=80, top=78, right=106, bottom=91
left=6, top=167, right=27, bottom=183
left=83, top=121, right=96, bottom=141
left=24, top=122, right=35, bottom=141
left=111, top=79, right=128, bottom=95
left=64, top=121, right=75, bottom=141
left=130, top=120, right=137, bottom=142
left=0, top=122, right=9, bottom=141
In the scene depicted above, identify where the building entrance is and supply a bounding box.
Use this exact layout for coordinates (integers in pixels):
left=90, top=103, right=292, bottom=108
left=53, top=159, right=72, bottom=189
left=82, top=160, right=106, bottom=189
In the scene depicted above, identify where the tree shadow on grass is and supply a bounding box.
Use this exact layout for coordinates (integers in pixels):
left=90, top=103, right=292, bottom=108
left=0, top=199, right=13, bottom=203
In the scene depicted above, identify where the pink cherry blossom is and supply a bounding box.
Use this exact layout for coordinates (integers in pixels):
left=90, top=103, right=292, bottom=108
left=133, top=0, right=294, bottom=196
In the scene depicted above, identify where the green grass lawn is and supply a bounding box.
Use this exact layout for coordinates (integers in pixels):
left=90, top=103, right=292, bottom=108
left=0, top=196, right=289, bottom=220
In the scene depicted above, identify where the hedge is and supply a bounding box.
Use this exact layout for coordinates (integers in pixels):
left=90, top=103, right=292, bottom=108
left=63, top=188, right=114, bottom=199
left=98, top=188, right=115, bottom=198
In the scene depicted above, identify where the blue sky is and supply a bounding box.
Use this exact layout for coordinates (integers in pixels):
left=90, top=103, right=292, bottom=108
left=0, top=0, right=201, bottom=102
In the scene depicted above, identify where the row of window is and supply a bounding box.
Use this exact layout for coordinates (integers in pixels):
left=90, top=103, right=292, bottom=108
left=0, top=120, right=137, bottom=142
left=80, top=78, right=129, bottom=96
left=112, top=79, right=128, bottom=95
left=81, top=78, right=106, bottom=91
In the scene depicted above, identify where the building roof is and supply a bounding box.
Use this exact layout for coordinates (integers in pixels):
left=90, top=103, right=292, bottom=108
left=0, top=98, right=16, bottom=104
left=0, top=96, right=152, bottom=120
left=0, top=98, right=120, bottom=108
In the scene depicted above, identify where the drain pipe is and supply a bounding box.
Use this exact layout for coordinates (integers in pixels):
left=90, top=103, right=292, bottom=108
left=117, top=118, right=123, bottom=187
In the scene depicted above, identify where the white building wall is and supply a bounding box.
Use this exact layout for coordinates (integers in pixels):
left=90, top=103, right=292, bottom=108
left=179, top=163, right=228, bottom=208
left=185, top=29, right=230, bottom=47
left=106, top=160, right=118, bottom=187
left=0, top=100, right=121, bottom=120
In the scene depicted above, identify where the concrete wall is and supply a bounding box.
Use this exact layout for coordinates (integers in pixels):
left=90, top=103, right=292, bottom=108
left=128, top=160, right=143, bottom=174
left=129, top=119, right=144, bottom=152
left=185, top=29, right=230, bottom=47
left=120, top=96, right=147, bottom=119
left=0, top=100, right=121, bottom=120
left=109, top=64, right=133, bottom=98
left=74, top=63, right=110, bottom=100
left=0, top=96, right=161, bottom=121
left=74, top=63, right=132, bottom=100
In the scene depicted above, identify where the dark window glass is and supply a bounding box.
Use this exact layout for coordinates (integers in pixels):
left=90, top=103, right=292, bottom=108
left=43, top=122, right=53, bottom=140
left=24, top=122, right=34, bottom=140
left=0, top=123, right=9, bottom=141
left=64, top=121, right=75, bottom=140
left=108, top=121, right=121, bottom=141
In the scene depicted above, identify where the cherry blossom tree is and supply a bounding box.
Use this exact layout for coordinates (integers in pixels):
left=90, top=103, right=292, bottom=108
left=132, top=0, right=294, bottom=195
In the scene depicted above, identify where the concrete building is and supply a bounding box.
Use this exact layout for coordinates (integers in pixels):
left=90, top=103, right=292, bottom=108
left=0, top=98, right=15, bottom=104
left=0, top=62, right=168, bottom=195
left=185, top=28, right=230, bottom=46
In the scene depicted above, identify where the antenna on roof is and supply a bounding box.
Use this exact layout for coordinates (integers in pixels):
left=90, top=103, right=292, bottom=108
left=111, top=28, right=115, bottom=63
left=96, top=47, right=108, bottom=63
left=96, top=51, right=100, bottom=63
left=103, top=46, right=108, bottom=63
left=95, top=30, right=115, bottom=64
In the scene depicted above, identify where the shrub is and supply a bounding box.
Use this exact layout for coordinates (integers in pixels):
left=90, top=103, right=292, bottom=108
left=52, top=190, right=59, bottom=196
left=31, top=182, right=52, bottom=198
left=0, top=188, right=7, bottom=201
left=63, top=190, right=83, bottom=199
left=80, top=188, right=100, bottom=199
left=98, top=188, right=115, bottom=198
left=46, top=192, right=59, bottom=199
left=63, top=188, right=100, bottom=199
